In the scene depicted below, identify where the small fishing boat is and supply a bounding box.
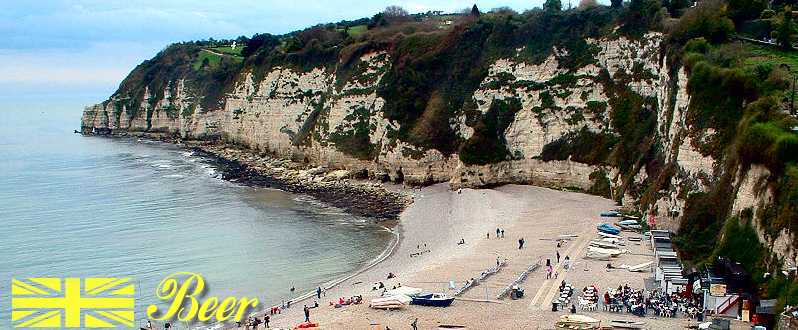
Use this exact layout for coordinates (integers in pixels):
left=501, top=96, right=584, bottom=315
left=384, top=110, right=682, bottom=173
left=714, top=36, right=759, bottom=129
left=411, top=293, right=455, bottom=307
left=610, top=319, right=646, bottom=329
left=619, top=224, right=642, bottom=231
left=556, top=314, right=601, bottom=329
left=616, top=219, right=638, bottom=226
left=600, top=210, right=622, bottom=217
left=370, top=295, right=411, bottom=310
left=598, top=232, right=624, bottom=240
left=588, top=246, right=625, bottom=257
left=597, top=223, right=621, bottom=235
left=589, top=240, right=620, bottom=249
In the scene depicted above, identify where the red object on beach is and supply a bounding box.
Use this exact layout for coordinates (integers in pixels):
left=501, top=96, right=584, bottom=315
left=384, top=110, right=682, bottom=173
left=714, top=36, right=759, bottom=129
left=294, top=321, right=319, bottom=329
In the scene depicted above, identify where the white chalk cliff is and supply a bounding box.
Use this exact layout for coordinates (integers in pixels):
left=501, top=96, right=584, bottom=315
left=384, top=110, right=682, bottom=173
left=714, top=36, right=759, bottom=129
left=81, top=32, right=795, bottom=260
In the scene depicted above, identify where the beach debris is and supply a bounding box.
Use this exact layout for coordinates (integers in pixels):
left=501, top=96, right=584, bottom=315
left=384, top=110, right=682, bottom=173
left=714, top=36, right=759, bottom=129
left=497, top=261, right=541, bottom=299
left=555, top=314, right=601, bottom=329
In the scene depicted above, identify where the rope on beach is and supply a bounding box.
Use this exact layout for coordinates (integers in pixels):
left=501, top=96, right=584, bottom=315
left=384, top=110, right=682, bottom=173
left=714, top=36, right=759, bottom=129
left=453, top=260, right=507, bottom=297
left=496, top=259, right=542, bottom=300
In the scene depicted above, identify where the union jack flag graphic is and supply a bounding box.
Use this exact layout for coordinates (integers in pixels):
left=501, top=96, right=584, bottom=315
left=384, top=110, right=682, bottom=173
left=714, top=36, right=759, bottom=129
left=11, top=277, right=135, bottom=328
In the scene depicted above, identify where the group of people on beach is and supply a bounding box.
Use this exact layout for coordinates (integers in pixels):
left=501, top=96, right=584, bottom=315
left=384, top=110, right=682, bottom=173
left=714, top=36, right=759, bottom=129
left=543, top=241, right=572, bottom=279
left=488, top=227, right=506, bottom=239
left=409, top=243, right=430, bottom=257
left=238, top=315, right=269, bottom=329
left=600, top=284, right=696, bottom=319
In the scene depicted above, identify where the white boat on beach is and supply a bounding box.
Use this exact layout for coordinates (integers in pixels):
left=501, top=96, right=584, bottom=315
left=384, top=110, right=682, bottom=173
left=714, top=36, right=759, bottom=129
left=556, top=314, right=601, bottom=329
left=370, top=295, right=411, bottom=310
left=610, top=319, right=646, bottom=329
left=588, top=246, right=625, bottom=256
left=598, top=232, right=624, bottom=240
left=627, top=261, right=653, bottom=272
left=589, top=240, right=620, bottom=249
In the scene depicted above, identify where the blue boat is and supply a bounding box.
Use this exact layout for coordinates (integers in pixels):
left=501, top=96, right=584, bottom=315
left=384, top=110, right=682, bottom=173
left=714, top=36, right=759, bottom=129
left=600, top=210, right=622, bottom=217
left=597, top=223, right=621, bottom=235
left=411, top=293, right=455, bottom=307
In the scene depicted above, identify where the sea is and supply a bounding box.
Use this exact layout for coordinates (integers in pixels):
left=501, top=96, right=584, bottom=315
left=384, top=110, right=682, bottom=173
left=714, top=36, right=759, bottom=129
left=0, top=93, right=393, bottom=329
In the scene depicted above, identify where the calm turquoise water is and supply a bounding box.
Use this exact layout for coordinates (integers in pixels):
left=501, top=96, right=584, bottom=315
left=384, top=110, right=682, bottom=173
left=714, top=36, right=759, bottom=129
left=0, top=95, right=392, bottom=328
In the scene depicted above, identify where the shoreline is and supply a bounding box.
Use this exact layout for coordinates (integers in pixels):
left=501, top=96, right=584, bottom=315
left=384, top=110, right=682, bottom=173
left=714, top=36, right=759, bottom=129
left=81, top=133, right=416, bottom=327
left=82, top=133, right=412, bottom=221
left=190, top=144, right=412, bottom=221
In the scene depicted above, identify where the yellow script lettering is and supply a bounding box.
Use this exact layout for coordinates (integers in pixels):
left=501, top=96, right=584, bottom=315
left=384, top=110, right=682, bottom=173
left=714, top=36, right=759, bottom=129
left=146, top=272, right=260, bottom=323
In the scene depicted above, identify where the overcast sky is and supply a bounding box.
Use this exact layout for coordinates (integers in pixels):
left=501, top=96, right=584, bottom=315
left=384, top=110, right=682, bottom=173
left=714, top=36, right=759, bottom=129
left=1, top=1, right=559, bottom=96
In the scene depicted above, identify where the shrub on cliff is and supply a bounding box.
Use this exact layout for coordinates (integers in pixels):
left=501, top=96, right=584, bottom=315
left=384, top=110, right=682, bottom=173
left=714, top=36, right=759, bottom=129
left=459, top=98, right=522, bottom=165
left=540, top=127, right=617, bottom=165
left=668, top=0, right=735, bottom=45
left=620, top=0, right=666, bottom=36
left=739, top=117, right=798, bottom=171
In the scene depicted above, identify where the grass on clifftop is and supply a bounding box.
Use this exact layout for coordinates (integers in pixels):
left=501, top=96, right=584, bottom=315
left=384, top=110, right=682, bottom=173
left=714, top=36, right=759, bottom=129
left=745, top=43, right=798, bottom=71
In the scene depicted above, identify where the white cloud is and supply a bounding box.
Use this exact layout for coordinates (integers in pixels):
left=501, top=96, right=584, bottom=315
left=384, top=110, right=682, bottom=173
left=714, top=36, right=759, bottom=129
left=0, top=41, right=162, bottom=84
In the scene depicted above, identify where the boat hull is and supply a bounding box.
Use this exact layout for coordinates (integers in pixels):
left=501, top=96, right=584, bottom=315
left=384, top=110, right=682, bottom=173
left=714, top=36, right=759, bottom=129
left=411, top=295, right=455, bottom=307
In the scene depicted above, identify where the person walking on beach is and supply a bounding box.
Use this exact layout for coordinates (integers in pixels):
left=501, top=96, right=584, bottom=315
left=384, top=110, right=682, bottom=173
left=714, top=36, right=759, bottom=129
left=496, top=228, right=500, bottom=238
left=264, top=315, right=270, bottom=328
left=557, top=251, right=561, bottom=263
left=487, top=232, right=490, bottom=239
left=501, top=229, right=505, bottom=238
left=303, top=304, right=310, bottom=322
left=546, top=264, right=553, bottom=279
left=316, top=286, right=321, bottom=299
left=518, top=237, right=525, bottom=249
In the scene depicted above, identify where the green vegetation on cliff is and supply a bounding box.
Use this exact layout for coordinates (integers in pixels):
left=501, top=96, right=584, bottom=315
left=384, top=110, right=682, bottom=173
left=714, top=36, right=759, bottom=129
left=99, top=0, right=798, bottom=311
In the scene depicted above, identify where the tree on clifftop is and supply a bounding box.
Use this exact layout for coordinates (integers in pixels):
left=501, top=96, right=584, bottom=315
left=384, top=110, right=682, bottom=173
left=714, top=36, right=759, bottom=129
left=384, top=5, right=409, bottom=17
left=777, top=7, right=795, bottom=49
left=471, top=4, right=481, bottom=17
left=544, top=0, right=563, bottom=12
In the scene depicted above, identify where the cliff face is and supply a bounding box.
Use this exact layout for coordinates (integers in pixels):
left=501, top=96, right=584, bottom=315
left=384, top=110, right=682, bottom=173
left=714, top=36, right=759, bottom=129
left=80, top=26, right=795, bottom=261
